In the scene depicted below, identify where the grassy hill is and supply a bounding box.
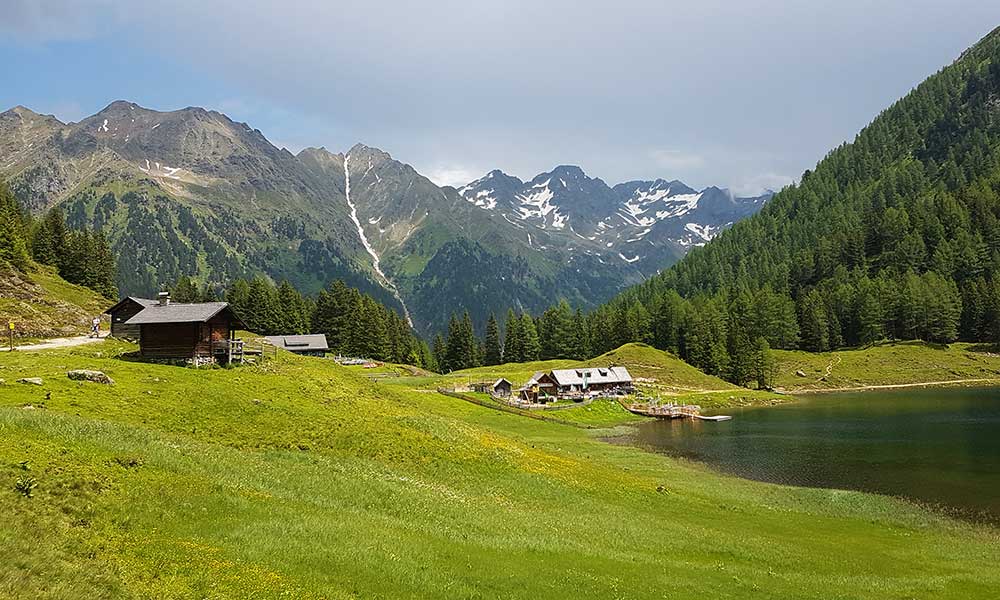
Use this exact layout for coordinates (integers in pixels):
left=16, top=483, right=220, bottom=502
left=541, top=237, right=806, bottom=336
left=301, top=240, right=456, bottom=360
left=773, top=341, right=1000, bottom=392
left=420, top=344, right=781, bottom=426
left=0, top=341, right=997, bottom=598
left=0, top=263, right=109, bottom=339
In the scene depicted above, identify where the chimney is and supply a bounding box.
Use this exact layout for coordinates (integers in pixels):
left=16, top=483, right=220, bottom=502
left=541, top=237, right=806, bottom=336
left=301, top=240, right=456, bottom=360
left=158, top=291, right=170, bottom=306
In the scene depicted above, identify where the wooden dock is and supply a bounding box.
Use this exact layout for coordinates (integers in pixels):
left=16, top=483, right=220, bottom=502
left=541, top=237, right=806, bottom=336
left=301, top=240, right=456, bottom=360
left=618, top=399, right=733, bottom=422
left=618, top=400, right=702, bottom=419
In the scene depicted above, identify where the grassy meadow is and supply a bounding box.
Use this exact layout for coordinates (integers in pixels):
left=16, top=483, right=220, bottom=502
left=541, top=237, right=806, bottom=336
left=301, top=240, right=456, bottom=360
left=773, top=341, right=1000, bottom=392
left=0, top=340, right=998, bottom=598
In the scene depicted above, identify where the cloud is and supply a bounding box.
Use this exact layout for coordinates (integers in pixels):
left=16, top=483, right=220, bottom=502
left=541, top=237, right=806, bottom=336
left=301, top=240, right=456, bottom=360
left=4, top=0, right=1000, bottom=189
left=732, top=173, right=796, bottom=197
left=1, top=0, right=120, bottom=43
left=423, top=165, right=481, bottom=189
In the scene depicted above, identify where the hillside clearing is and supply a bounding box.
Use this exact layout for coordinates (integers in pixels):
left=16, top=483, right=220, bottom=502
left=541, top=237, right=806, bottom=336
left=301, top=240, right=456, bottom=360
left=773, top=341, right=1000, bottom=393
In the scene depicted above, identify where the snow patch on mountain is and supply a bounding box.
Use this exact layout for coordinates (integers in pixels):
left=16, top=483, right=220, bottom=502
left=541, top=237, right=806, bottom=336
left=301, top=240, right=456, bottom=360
left=343, top=154, right=413, bottom=326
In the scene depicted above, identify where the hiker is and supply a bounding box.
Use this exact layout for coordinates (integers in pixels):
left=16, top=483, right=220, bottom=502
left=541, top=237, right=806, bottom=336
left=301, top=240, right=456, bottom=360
left=91, top=317, right=101, bottom=338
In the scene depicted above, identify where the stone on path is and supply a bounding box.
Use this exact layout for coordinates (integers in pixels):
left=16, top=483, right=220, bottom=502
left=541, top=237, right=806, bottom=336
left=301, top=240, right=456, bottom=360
left=67, top=370, right=115, bottom=385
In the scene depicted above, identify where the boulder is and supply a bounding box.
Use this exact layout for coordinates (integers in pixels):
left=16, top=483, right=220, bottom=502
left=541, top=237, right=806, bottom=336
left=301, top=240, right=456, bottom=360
left=795, top=370, right=808, bottom=378
left=67, top=370, right=115, bottom=385
left=17, top=377, right=43, bottom=386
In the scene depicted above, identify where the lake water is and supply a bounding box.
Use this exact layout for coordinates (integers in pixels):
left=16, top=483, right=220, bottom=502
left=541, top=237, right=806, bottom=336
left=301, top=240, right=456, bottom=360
left=619, top=387, right=1000, bottom=523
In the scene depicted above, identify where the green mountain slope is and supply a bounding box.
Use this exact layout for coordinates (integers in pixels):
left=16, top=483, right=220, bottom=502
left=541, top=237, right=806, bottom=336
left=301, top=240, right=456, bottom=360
left=1, top=106, right=647, bottom=335
left=1, top=342, right=997, bottom=597
left=596, top=25, right=1000, bottom=375
left=0, top=264, right=108, bottom=338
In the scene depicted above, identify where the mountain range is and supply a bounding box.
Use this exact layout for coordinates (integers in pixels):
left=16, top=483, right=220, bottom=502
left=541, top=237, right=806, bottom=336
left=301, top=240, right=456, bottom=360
left=0, top=100, right=769, bottom=334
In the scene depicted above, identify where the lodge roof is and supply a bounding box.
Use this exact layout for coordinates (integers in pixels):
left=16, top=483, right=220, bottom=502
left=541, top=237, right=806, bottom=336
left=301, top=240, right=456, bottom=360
left=550, top=366, right=632, bottom=386
left=123, top=302, right=245, bottom=327
left=264, top=334, right=329, bottom=352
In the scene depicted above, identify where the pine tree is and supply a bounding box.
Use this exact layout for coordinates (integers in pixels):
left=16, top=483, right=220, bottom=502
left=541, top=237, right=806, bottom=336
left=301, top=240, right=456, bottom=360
left=171, top=276, right=200, bottom=303
left=432, top=334, right=447, bottom=373
left=226, top=279, right=251, bottom=325
left=0, top=180, right=29, bottom=270
left=520, top=313, right=540, bottom=361
left=753, top=337, right=776, bottom=390
left=798, top=290, right=830, bottom=352
left=483, top=313, right=502, bottom=366
left=246, top=276, right=280, bottom=334
left=503, top=309, right=523, bottom=363
left=726, top=292, right=756, bottom=386
left=200, top=283, right=220, bottom=302
left=855, top=280, right=884, bottom=345
left=276, top=280, right=307, bottom=334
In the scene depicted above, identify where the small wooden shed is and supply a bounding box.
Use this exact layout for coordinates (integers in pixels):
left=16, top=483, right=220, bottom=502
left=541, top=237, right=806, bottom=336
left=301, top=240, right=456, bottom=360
left=104, top=297, right=157, bottom=340
left=492, top=378, right=513, bottom=398
left=118, top=294, right=247, bottom=364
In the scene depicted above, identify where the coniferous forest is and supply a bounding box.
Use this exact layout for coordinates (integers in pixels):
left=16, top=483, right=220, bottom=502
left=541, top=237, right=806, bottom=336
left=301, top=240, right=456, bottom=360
left=583, top=26, right=1000, bottom=382
left=168, top=275, right=434, bottom=370
left=0, top=179, right=118, bottom=299
left=433, top=29, right=1000, bottom=383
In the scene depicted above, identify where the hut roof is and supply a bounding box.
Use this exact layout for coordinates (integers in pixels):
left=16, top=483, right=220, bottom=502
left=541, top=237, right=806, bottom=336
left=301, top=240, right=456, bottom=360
left=104, top=296, right=158, bottom=314
left=550, top=366, right=632, bottom=386
left=264, top=334, right=329, bottom=352
left=124, top=302, right=245, bottom=328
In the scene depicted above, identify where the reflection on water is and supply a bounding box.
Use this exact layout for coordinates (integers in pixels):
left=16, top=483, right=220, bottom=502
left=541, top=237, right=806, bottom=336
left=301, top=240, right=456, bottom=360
left=616, top=387, right=1000, bottom=522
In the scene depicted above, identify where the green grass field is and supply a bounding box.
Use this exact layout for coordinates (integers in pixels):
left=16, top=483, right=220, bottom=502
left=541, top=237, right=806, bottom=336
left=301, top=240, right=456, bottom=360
left=773, top=341, right=1000, bottom=392
left=1, top=340, right=997, bottom=598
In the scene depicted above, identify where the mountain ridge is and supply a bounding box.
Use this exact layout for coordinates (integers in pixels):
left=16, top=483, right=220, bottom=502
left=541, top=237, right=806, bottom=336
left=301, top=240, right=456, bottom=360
left=1, top=99, right=769, bottom=334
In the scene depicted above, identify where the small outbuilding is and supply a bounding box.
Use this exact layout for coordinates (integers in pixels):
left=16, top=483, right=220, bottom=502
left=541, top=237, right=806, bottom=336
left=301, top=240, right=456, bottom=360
left=492, top=378, right=513, bottom=398
left=115, top=292, right=247, bottom=364
left=104, top=296, right=158, bottom=340
left=264, top=334, right=329, bottom=357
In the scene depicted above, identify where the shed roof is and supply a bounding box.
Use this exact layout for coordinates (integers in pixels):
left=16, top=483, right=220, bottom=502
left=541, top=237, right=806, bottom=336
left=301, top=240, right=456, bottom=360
left=264, top=334, right=329, bottom=352
left=550, top=366, right=632, bottom=386
left=104, top=296, right=158, bottom=315
left=492, top=378, right=512, bottom=388
left=124, top=302, right=244, bottom=327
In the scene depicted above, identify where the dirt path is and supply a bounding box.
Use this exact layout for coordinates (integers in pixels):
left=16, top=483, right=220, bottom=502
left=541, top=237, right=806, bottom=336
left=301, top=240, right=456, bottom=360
left=0, top=335, right=105, bottom=352
left=779, top=378, right=1000, bottom=395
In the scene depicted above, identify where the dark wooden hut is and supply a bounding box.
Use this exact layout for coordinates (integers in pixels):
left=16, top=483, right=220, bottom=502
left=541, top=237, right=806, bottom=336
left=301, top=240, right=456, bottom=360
left=492, top=378, right=513, bottom=398
left=104, top=297, right=157, bottom=340
left=117, top=293, right=247, bottom=364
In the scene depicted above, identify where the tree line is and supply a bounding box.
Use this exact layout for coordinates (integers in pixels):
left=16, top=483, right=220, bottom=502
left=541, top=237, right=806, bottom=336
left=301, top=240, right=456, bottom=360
left=169, top=275, right=434, bottom=369
left=0, top=179, right=117, bottom=299
left=432, top=300, right=595, bottom=373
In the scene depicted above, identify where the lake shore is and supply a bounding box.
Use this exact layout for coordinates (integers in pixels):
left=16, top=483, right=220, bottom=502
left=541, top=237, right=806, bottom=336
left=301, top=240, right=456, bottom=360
left=776, top=377, right=1000, bottom=395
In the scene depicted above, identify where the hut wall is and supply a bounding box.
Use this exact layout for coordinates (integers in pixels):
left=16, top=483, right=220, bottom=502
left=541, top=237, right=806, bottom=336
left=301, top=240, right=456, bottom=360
left=109, top=302, right=145, bottom=340
left=139, top=323, right=199, bottom=359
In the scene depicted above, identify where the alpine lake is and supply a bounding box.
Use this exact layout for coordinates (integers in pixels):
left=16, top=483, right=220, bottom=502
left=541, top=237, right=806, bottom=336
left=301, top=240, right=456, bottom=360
left=614, top=386, right=1000, bottom=524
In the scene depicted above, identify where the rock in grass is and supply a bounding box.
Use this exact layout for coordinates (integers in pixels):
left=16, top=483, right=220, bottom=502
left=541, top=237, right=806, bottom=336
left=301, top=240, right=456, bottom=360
left=17, top=377, right=43, bottom=386
left=795, top=370, right=807, bottom=378
left=67, top=370, right=115, bottom=385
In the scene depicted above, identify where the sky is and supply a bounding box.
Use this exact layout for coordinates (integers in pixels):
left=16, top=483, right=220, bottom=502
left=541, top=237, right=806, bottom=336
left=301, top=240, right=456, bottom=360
left=3, top=1, right=1000, bottom=195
